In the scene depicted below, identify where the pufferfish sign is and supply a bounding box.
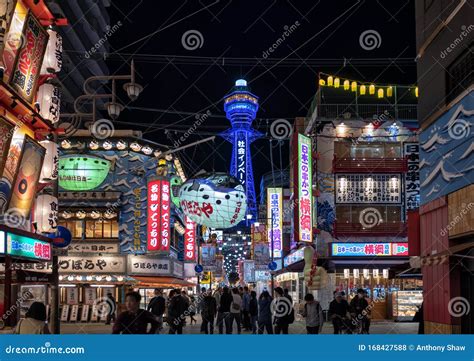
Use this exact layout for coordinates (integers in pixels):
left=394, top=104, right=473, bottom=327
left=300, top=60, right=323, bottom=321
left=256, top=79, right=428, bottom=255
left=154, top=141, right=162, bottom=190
left=179, top=173, right=247, bottom=229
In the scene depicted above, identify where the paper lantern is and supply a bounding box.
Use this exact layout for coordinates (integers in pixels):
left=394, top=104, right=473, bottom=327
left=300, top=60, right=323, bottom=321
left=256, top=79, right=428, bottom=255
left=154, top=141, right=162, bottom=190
left=387, top=86, right=393, bottom=97
left=36, top=83, right=61, bottom=123
left=377, top=88, right=384, bottom=98
left=351, top=81, right=357, bottom=92
left=327, top=76, right=333, bottom=86
left=334, top=77, right=340, bottom=88
left=39, top=140, right=58, bottom=182
left=34, top=194, right=58, bottom=233
left=360, top=85, right=366, bottom=95
left=59, top=155, right=111, bottom=191
left=343, top=80, right=350, bottom=90
left=179, top=173, right=247, bottom=229
left=415, top=86, right=419, bottom=97
left=40, top=29, right=63, bottom=74
left=369, top=84, right=375, bottom=94
left=319, top=79, right=325, bottom=86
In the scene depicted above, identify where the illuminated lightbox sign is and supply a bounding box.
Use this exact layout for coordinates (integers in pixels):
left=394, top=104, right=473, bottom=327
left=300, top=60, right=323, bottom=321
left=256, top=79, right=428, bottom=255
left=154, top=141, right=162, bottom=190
left=59, top=156, right=111, bottom=191
left=147, top=178, right=170, bottom=252
left=184, top=216, right=196, bottom=261
left=267, top=187, right=283, bottom=258
left=283, top=247, right=305, bottom=267
left=0, top=231, right=5, bottom=254
left=335, top=174, right=401, bottom=204
left=6, top=233, right=51, bottom=261
left=331, top=243, right=409, bottom=257
left=297, top=134, right=312, bottom=242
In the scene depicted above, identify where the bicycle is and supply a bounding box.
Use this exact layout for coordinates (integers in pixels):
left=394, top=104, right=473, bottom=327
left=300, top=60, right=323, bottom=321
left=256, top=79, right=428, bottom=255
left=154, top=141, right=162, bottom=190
left=332, top=314, right=353, bottom=334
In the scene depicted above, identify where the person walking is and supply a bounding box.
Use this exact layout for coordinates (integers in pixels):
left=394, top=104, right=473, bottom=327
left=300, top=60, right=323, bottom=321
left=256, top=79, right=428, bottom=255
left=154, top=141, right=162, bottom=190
left=201, top=288, right=217, bottom=334
left=227, top=288, right=242, bottom=334
left=189, top=295, right=197, bottom=325
left=104, top=292, right=117, bottom=325
left=147, top=288, right=166, bottom=333
left=14, top=302, right=50, bottom=334
left=350, top=288, right=369, bottom=334
left=257, top=291, right=273, bottom=334
left=249, top=291, right=258, bottom=334
left=168, top=289, right=188, bottom=334
left=241, top=286, right=251, bottom=330
left=273, top=287, right=294, bottom=334
left=217, top=287, right=232, bottom=334
left=329, top=292, right=351, bottom=334
left=199, top=287, right=208, bottom=333
left=113, top=292, right=159, bottom=334
left=302, top=293, right=324, bottom=334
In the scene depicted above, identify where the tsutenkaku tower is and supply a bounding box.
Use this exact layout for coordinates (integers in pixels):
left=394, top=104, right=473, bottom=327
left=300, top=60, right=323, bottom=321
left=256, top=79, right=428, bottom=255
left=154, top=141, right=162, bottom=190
left=220, top=79, right=262, bottom=220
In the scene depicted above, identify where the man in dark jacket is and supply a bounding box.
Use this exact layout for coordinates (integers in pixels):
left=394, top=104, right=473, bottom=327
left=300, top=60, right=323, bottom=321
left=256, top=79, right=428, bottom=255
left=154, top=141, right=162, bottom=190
left=350, top=288, right=369, bottom=333
left=217, top=287, right=233, bottom=334
left=113, top=292, right=159, bottom=334
left=329, top=292, right=351, bottom=334
left=147, top=289, right=166, bottom=333
left=168, top=289, right=188, bottom=334
left=201, top=289, right=217, bottom=334
left=249, top=291, right=258, bottom=334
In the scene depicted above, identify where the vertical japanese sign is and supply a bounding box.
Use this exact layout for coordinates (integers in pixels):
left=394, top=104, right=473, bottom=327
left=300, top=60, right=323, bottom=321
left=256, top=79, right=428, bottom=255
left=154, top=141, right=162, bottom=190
left=184, top=216, right=196, bottom=261
left=236, top=132, right=246, bottom=186
left=404, top=143, right=420, bottom=210
left=147, top=178, right=171, bottom=252
left=201, top=244, right=216, bottom=271
left=9, top=11, right=48, bottom=103
left=266, top=187, right=283, bottom=258
left=296, top=134, right=312, bottom=242
left=0, top=117, right=14, bottom=176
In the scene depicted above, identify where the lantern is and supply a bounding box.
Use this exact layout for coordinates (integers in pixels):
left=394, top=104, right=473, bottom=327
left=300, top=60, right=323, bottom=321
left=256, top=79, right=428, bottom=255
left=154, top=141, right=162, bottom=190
left=369, top=84, right=375, bottom=94
left=39, top=140, right=58, bottom=182
left=34, top=194, right=58, bottom=233
left=351, top=81, right=357, bottom=92
left=343, top=80, right=350, bottom=90
left=319, top=79, right=325, bottom=86
left=334, top=77, right=340, bottom=88
left=59, top=155, right=111, bottom=191
left=377, top=88, right=384, bottom=98
left=387, top=86, right=393, bottom=97
left=36, top=84, right=61, bottom=123
left=415, top=86, right=419, bottom=97
left=40, top=29, right=63, bottom=74
left=327, top=76, right=333, bottom=86
left=360, top=85, right=366, bottom=95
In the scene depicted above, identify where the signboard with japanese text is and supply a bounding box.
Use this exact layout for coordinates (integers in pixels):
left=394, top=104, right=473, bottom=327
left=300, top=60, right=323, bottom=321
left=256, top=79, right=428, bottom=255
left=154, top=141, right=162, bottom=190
left=266, top=187, right=283, bottom=258
left=296, top=134, right=312, bottom=242
left=66, top=287, right=78, bottom=305
left=201, top=244, right=216, bottom=271
left=147, top=178, right=170, bottom=252
left=184, top=216, right=196, bottom=261
left=404, top=143, right=420, bottom=210
left=6, top=232, right=51, bottom=261
left=84, top=288, right=97, bottom=305
left=253, top=242, right=270, bottom=265
left=127, top=255, right=172, bottom=276
left=283, top=247, right=305, bottom=267
left=9, top=11, right=48, bottom=103
left=335, top=174, right=401, bottom=204
left=57, top=255, right=126, bottom=274
left=66, top=242, right=119, bottom=254
left=331, top=242, right=409, bottom=257
left=236, top=132, right=247, bottom=186
left=243, top=260, right=255, bottom=283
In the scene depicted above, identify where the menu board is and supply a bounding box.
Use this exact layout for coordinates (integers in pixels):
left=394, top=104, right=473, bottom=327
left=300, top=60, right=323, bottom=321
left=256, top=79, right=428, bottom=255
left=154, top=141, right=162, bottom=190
left=336, top=174, right=401, bottom=204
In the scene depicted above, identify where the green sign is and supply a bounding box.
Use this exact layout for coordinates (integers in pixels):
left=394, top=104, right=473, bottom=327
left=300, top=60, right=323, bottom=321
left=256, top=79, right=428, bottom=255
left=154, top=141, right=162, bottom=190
left=59, top=155, right=111, bottom=191
left=6, top=232, right=52, bottom=261
left=170, top=176, right=183, bottom=208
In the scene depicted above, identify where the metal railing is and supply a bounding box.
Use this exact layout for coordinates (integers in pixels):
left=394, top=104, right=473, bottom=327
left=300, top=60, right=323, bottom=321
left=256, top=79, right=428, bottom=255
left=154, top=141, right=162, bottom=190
left=317, top=103, right=417, bottom=120
left=333, top=157, right=408, bottom=173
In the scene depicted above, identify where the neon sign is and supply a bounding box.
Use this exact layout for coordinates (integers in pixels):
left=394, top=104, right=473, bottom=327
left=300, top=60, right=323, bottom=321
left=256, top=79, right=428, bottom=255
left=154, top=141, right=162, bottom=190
left=297, top=134, right=312, bottom=242
left=184, top=216, right=196, bottom=261
left=6, top=232, right=51, bottom=261
left=147, top=178, right=170, bottom=252
left=267, top=187, right=282, bottom=258
left=331, top=243, right=409, bottom=257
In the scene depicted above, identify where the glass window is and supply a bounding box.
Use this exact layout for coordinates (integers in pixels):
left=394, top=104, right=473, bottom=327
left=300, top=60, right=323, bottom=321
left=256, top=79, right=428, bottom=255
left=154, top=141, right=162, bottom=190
left=58, top=220, right=83, bottom=238
left=85, top=220, right=118, bottom=238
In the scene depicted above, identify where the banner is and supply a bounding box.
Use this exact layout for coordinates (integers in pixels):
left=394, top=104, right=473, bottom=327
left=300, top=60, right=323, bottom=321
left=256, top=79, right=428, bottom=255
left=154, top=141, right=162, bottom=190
left=404, top=143, right=420, bottom=210
left=147, top=178, right=170, bottom=252
left=267, top=187, right=283, bottom=258
left=0, top=0, right=16, bottom=67
left=331, top=242, right=409, bottom=257
left=9, top=10, right=48, bottom=103
left=184, top=216, right=196, bottom=261
left=0, top=116, right=14, bottom=176
left=8, top=135, right=45, bottom=218
left=0, top=126, right=24, bottom=212
left=201, top=244, right=216, bottom=271
left=294, top=133, right=312, bottom=242
left=1, top=0, right=23, bottom=81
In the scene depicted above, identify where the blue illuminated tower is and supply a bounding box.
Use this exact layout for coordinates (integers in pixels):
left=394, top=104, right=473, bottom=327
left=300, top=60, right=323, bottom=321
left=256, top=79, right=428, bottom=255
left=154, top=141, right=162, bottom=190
left=221, top=79, right=262, bottom=220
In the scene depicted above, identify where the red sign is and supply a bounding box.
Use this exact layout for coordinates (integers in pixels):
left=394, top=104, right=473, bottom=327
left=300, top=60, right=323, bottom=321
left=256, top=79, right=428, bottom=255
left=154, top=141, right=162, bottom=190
left=147, top=179, right=171, bottom=252
left=9, top=11, right=48, bottom=103
left=184, top=216, right=196, bottom=261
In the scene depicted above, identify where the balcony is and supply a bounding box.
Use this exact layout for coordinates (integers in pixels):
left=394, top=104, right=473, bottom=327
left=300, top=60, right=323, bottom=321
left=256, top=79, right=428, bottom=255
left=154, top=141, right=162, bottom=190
left=334, top=221, right=407, bottom=237
left=317, top=103, right=417, bottom=120
left=333, top=156, right=407, bottom=173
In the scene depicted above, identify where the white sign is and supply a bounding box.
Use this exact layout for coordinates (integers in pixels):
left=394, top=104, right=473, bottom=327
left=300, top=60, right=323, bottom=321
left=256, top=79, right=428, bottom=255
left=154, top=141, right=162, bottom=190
left=81, top=305, right=90, bottom=322
left=67, top=243, right=119, bottom=254
left=61, top=305, right=69, bottom=322
left=58, top=256, right=126, bottom=274
left=0, top=230, right=5, bottom=254
left=66, top=287, right=78, bottom=305
left=84, top=287, right=97, bottom=305
left=70, top=305, right=79, bottom=321
left=335, top=174, right=401, bottom=204
left=128, top=255, right=172, bottom=276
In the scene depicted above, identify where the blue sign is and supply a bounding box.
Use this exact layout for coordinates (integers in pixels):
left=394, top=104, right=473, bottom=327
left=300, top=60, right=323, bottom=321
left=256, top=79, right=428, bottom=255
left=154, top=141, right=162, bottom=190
left=194, top=264, right=203, bottom=273
left=46, top=226, right=72, bottom=248
left=268, top=261, right=277, bottom=271
left=419, top=92, right=474, bottom=205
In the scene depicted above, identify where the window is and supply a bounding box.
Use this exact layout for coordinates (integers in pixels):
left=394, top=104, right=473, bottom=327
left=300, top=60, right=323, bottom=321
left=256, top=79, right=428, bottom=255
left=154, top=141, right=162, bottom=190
left=446, top=43, right=473, bottom=103
left=58, top=220, right=83, bottom=238
left=85, top=220, right=119, bottom=239
left=335, top=141, right=402, bottom=159
left=335, top=205, right=403, bottom=223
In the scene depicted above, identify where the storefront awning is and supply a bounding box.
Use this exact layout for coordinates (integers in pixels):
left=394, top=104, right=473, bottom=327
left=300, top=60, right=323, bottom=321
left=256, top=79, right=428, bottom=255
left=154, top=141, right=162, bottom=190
left=133, top=276, right=196, bottom=288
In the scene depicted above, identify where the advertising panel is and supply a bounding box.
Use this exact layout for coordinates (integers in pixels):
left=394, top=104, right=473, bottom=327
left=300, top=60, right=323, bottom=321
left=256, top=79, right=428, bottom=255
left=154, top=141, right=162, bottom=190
left=331, top=242, right=409, bottom=257
left=266, top=187, right=282, bottom=258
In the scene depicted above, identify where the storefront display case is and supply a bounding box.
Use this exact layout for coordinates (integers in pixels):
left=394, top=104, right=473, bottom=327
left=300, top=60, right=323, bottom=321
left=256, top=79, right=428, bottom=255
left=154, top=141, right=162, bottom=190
left=390, top=290, right=423, bottom=321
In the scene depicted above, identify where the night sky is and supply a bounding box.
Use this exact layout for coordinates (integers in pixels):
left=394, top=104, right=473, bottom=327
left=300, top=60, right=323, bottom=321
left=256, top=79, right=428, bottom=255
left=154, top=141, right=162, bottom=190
left=105, top=0, right=417, bottom=200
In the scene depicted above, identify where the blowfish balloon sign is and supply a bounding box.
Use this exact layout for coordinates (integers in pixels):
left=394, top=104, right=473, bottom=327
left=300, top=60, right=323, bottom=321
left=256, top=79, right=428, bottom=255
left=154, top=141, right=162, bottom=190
left=179, top=173, right=247, bottom=229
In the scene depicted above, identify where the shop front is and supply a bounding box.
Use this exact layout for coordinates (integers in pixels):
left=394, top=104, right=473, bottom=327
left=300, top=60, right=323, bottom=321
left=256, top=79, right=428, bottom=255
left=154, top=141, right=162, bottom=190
left=275, top=248, right=306, bottom=303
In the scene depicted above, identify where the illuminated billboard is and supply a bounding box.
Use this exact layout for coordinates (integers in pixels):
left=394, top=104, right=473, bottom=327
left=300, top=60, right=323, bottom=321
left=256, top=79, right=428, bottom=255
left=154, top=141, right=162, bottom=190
left=331, top=243, right=409, bottom=257
left=267, top=187, right=282, bottom=258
